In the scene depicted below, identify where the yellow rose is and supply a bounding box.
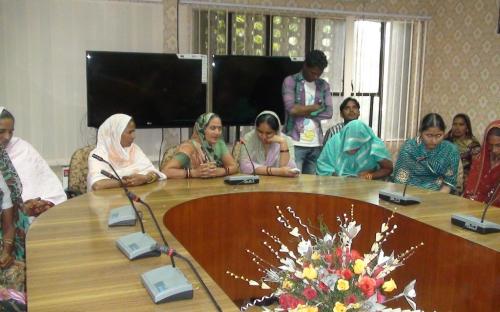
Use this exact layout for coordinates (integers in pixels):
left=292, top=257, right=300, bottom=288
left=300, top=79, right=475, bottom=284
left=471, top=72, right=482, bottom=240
left=302, top=264, right=318, bottom=280
left=333, top=302, right=347, bottom=312
left=311, top=251, right=321, bottom=260
left=382, top=278, right=397, bottom=292
left=282, top=279, right=294, bottom=289
left=336, top=278, right=350, bottom=291
left=353, top=259, right=365, bottom=274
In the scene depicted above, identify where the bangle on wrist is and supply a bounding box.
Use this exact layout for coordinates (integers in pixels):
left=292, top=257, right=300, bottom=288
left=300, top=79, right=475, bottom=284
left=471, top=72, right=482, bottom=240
left=280, top=149, right=289, bottom=153
left=3, top=239, right=13, bottom=246
left=146, top=172, right=157, bottom=183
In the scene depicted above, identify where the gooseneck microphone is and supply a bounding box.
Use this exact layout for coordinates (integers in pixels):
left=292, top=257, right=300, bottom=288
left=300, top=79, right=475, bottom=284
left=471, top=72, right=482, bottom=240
left=126, top=191, right=176, bottom=268
left=129, top=191, right=222, bottom=310
left=158, top=247, right=222, bottom=311
left=240, top=139, right=256, bottom=176
left=379, top=156, right=424, bottom=206
left=92, top=154, right=160, bottom=260
left=224, top=140, right=259, bottom=185
left=92, top=154, right=144, bottom=233
left=451, top=182, right=500, bottom=234
left=480, top=182, right=500, bottom=223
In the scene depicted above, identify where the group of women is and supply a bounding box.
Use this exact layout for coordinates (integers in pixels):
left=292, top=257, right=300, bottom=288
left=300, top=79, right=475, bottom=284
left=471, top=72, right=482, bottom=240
left=0, top=106, right=497, bottom=311
left=87, top=110, right=499, bottom=208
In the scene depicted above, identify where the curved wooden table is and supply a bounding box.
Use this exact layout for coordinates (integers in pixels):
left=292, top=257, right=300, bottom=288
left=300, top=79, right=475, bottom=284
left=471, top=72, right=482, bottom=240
left=26, top=175, right=499, bottom=311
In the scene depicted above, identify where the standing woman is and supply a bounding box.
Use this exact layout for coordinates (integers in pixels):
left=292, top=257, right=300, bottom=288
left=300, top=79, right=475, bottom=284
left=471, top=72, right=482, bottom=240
left=161, top=113, right=238, bottom=178
left=88, top=114, right=165, bottom=191
left=0, top=146, right=28, bottom=310
left=240, top=111, right=298, bottom=177
left=463, top=120, right=500, bottom=207
left=445, top=113, right=481, bottom=193
left=393, top=113, right=460, bottom=193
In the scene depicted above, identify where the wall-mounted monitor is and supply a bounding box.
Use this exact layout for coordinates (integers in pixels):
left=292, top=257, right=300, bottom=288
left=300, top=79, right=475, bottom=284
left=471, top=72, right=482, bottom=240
left=86, top=51, right=207, bottom=128
left=212, top=55, right=304, bottom=126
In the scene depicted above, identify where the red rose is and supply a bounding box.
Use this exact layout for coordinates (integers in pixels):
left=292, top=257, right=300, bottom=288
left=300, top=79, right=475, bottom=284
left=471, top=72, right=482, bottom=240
left=318, top=282, right=329, bottom=293
left=345, top=294, right=357, bottom=304
left=350, top=249, right=362, bottom=260
left=279, top=294, right=304, bottom=309
left=324, top=253, right=334, bottom=263
left=302, top=287, right=318, bottom=300
left=342, top=269, right=353, bottom=280
left=357, top=276, right=377, bottom=297
left=335, top=247, right=343, bottom=258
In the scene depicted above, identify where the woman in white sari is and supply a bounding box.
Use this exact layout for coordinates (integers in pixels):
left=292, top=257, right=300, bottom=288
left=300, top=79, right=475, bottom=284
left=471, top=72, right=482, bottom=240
left=88, top=114, right=165, bottom=191
left=0, top=108, right=66, bottom=218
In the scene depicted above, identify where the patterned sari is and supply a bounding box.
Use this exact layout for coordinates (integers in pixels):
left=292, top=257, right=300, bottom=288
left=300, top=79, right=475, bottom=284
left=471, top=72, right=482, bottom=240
left=447, top=136, right=481, bottom=194
left=463, top=120, right=500, bottom=207
left=0, top=146, right=28, bottom=311
left=316, top=120, right=391, bottom=177
left=173, top=113, right=229, bottom=169
left=392, top=138, right=460, bottom=191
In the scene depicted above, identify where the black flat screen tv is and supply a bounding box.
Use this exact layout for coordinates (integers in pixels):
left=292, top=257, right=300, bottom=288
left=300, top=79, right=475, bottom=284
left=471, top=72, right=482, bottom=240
left=86, top=51, right=206, bottom=128
left=212, top=55, right=303, bottom=126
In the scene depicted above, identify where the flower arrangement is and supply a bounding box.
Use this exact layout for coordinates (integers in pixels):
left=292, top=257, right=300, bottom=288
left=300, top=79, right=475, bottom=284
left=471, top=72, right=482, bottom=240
left=226, top=205, right=424, bottom=312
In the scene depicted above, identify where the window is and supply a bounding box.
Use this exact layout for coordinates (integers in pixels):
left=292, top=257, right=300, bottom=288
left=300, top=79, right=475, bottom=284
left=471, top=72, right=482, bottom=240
left=192, top=10, right=419, bottom=143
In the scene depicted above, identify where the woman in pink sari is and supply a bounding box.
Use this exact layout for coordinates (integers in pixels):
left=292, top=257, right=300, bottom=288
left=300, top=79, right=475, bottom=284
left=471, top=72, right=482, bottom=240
left=463, top=120, right=500, bottom=207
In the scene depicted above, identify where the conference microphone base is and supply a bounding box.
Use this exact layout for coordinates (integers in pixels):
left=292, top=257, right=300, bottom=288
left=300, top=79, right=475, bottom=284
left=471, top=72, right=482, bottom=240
left=379, top=190, right=420, bottom=206
left=116, top=232, right=161, bottom=260
left=224, top=175, right=259, bottom=185
left=141, top=265, right=193, bottom=304
left=108, top=205, right=137, bottom=227
left=451, top=214, right=500, bottom=234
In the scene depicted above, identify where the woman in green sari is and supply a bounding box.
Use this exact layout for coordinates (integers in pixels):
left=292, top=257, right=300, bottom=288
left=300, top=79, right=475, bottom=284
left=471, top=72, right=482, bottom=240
left=162, top=113, right=238, bottom=179
left=0, top=145, right=28, bottom=311
left=316, top=120, right=393, bottom=179
left=393, top=113, right=460, bottom=193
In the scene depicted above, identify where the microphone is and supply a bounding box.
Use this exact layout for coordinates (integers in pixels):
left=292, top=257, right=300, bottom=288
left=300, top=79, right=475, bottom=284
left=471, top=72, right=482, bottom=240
left=102, top=169, right=139, bottom=227
left=224, top=140, right=259, bottom=185
left=379, top=157, right=425, bottom=206
left=451, top=182, right=500, bottom=234
left=131, top=191, right=222, bottom=310
left=100, top=169, right=118, bottom=180
left=126, top=191, right=176, bottom=268
left=92, top=154, right=160, bottom=260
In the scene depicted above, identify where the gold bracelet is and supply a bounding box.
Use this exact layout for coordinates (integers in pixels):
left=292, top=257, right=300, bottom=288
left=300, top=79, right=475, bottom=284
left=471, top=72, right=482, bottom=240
left=3, top=239, right=13, bottom=245
left=147, top=172, right=157, bottom=184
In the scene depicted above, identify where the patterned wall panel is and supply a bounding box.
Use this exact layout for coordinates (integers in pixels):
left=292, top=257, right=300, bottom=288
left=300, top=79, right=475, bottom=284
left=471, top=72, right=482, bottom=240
left=165, top=0, right=499, bottom=140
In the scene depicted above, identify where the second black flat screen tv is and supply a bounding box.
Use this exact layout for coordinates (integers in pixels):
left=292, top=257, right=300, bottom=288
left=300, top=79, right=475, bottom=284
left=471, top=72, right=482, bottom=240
left=86, top=51, right=206, bottom=128
left=212, top=55, right=303, bottom=126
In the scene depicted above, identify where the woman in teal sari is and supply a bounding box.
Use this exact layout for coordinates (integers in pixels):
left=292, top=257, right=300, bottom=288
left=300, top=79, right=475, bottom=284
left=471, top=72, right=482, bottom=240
left=393, top=113, right=460, bottom=193
left=0, top=145, right=28, bottom=311
left=162, top=112, right=238, bottom=179
left=316, top=120, right=393, bottom=179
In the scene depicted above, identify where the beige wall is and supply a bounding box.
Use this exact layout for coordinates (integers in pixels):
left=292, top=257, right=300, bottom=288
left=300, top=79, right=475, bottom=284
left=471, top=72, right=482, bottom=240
left=164, top=0, right=499, bottom=141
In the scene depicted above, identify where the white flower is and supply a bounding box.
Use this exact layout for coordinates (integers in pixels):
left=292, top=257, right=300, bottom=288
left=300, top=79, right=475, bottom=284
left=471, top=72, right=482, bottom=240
left=297, top=239, right=312, bottom=256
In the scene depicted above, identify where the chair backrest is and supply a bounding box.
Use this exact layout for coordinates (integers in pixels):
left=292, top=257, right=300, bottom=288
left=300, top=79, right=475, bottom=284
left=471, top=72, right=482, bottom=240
left=67, top=145, right=96, bottom=196
left=160, top=144, right=180, bottom=170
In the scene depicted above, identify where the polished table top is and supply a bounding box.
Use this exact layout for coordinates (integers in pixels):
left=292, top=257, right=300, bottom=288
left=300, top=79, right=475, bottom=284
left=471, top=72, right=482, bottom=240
left=26, top=175, right=500, bottom=311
